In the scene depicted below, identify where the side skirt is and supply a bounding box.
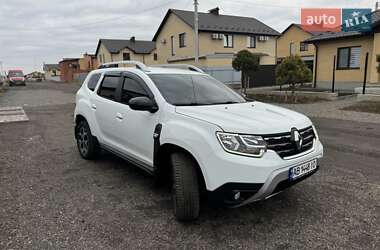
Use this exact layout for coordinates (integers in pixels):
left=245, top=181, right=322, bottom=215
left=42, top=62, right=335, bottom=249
left=100, top=143, right=154, bottom=176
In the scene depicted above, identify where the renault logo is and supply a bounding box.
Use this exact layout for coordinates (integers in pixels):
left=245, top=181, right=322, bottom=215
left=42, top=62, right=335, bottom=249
left=291, top=128, right=303, bottom=151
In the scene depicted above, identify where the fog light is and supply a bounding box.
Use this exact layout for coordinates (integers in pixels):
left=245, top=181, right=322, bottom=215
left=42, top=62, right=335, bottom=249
left=234, top=191, right=241, bottom=200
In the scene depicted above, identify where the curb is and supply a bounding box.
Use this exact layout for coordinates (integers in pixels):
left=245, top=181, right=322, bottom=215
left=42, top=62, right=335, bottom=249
left=248, top=90, right=339, bottom=101
left=357, top=94, right=380, bottom=102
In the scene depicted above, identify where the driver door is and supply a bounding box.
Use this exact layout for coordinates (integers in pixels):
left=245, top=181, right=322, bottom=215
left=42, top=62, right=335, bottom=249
left=114, top=73, right=160, bottom=167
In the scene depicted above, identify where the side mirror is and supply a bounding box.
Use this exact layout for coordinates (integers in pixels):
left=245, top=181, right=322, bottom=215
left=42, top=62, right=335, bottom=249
left=129, top=96, right=158, bottom=113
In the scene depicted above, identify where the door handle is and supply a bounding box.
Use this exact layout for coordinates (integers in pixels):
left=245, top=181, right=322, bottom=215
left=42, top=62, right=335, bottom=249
left=116, top=113, right=123, bottom=120
left=91, top=104, right=97, bottom=110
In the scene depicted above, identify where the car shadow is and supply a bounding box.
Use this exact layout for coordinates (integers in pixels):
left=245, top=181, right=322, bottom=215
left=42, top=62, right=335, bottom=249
left=87, top=149, right=320, bottom=228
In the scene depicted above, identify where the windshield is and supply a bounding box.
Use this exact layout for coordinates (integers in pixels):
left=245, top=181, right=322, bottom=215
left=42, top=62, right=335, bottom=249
left=9, top=71, right=24, bottom=77
left=148, top=74, right=246, bottom=106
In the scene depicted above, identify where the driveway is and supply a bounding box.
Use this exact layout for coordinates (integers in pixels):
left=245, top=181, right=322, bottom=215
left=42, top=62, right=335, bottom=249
left=0, top=82, right=379, bottom=249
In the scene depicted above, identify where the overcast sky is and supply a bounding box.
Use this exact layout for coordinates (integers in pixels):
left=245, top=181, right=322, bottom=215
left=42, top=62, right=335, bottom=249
left=0, top=0, right=377, bottom=73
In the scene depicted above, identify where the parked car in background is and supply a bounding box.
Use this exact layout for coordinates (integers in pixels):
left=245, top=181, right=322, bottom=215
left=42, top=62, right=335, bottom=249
left=7, top=69, right=26, bottom=86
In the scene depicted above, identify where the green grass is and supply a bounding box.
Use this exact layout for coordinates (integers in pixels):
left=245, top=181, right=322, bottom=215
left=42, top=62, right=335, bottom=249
left=341, top=101, right=380, bottom=114
left=247, top=94, right=327, bottom=104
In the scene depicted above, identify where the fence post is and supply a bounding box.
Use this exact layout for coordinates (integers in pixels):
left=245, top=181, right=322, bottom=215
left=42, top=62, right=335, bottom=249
left=362, top=52, right=369, bottom=95
left=332, top=55, right=336, bottom=93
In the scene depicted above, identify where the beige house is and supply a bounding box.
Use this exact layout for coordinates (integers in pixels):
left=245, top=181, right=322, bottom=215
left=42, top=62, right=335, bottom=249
left=43, top=64, right=60, bottom=81
left=79, top=53, right=98, bottom=71
left=305, top=10, right=380, bottom=84
left=277, top=24, right=321, bottom=69
left=95, top=37, right=157, bottom=66
left=152, top=8, right=280, bottom=68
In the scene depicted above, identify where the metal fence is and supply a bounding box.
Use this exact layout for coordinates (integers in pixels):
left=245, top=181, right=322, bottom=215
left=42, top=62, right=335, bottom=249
left=204, top=65, right=277, bottom=88
left=203, top=67, right=241, bottom=85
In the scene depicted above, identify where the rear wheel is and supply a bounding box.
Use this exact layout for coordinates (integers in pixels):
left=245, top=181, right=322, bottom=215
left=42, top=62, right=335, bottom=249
left=171, top=152, right=200, bottom=221
left=75, top=120, right=99, bottom=159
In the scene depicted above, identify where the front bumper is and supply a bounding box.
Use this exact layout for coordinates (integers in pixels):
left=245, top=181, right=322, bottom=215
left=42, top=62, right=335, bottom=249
left=209, top=164, right=319, bottom=207
left=9, top=80, right=26, bottom=86
left=202, top=140, right=323, bottom=206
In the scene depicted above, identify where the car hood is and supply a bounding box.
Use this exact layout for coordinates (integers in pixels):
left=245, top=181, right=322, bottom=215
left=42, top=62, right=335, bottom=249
left=175, top=102, right=312, bottom=134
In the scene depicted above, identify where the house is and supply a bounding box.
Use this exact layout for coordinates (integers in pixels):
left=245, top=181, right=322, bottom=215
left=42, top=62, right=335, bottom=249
left=79, top=53, right=98, bottom=72
left=277, top=24, right=322, bottom=70
left=59, top=58, right=83, bottom=82
left=25, top=71, right=44, bottom=80
left=152, top=8, right=280, bottom=69
left=95, top=37, right=157, bottom=65
left=305, top=10, right=380, bottom=85
left=43, top=64, right=60, bottom=81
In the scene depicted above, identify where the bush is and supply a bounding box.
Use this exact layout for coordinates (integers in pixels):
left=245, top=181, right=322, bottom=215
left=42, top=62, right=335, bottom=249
left=276, top=56, right=312, bottom=100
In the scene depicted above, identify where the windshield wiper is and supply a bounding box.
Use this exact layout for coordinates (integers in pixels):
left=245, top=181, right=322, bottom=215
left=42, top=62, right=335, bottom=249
left=175, top=103, right=205, bottom=106
left=212, top=101, right=241, bottom=105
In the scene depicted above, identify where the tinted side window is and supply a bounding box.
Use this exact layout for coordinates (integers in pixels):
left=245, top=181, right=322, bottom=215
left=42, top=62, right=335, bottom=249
left=98, top=76, right=119, bottom=100
left=87, top=73, right=101, bottom=91
left=121, top=77, right=148, bottom=104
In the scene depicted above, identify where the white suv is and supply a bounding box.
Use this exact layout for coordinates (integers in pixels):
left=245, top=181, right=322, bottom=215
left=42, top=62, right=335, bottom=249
left=74, top=61, right=323, bottom=221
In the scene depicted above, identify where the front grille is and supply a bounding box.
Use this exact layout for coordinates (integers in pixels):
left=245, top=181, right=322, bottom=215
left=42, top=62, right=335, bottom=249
left=263, top=126, right=315, bottom=158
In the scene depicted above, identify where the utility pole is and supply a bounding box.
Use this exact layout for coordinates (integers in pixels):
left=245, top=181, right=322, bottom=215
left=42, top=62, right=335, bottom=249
left=194, top=0, right=199, bottom=65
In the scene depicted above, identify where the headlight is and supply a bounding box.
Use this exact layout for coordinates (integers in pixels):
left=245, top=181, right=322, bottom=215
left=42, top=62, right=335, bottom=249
left=216, top=132, right=267, bottom=157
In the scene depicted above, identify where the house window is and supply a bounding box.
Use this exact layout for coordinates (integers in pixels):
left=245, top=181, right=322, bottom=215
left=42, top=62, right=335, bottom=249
left=290, top=43, right=296, bottom=56
left=123, top=53, right=130, bottom=60
left=99, top=55, right=102, bottom=63
left=300, top=42, right=308, bottom=52
left=223, top=34, right=233, bottom=48
left=337, top=47, right=361, bottom=70
left=102, top=54, right=106, bottom=63
left=179, top=33, right=186, bottom=48
left=247, top=36, right=256, bottom=48
left=171, top=36, right=175, bottom=56
left=154, top=53, right=158, bottom=61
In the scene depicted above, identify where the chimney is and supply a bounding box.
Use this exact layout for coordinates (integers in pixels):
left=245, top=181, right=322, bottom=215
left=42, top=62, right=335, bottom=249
left=209, top=7, right=219, bottom=15
left=376, top=1, right=379, bottom=10
left=130, top=36, right=135, bottom=42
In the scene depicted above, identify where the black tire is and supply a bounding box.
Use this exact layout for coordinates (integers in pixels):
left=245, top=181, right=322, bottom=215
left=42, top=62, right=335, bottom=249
left=75, top=120, right=99, bottom=159
left=171, top=152, right=200, bottom=221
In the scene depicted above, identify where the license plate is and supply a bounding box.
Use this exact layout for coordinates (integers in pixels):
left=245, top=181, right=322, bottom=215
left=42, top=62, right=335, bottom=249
left=289, top=159, right=317, bottom=180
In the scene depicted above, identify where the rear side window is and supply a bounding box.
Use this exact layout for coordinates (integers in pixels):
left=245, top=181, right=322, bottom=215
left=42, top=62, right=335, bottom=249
left=121, top=77, right=148, bottom=104
left=98, top=76, right=120, bottom=100
left=87, top=73, right=101, bottom=91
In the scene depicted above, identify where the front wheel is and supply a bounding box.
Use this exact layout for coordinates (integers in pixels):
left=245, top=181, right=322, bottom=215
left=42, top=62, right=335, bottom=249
left=75, top=120, right=99, bottom=159
left=171, top=152, right=200, bottom=221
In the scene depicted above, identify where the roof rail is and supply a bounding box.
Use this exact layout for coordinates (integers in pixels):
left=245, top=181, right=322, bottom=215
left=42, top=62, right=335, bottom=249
left=154, top=64, right=204, bottom=73
left=98, top=60, right=149, bottom=72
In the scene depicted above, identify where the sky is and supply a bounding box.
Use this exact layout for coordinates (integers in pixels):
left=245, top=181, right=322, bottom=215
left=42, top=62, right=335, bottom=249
left=0, top=0, right=377, bottom=74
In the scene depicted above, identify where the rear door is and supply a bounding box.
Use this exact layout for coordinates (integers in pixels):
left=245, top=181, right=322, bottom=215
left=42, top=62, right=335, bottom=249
left=91, top=72, right=123, bottom=147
